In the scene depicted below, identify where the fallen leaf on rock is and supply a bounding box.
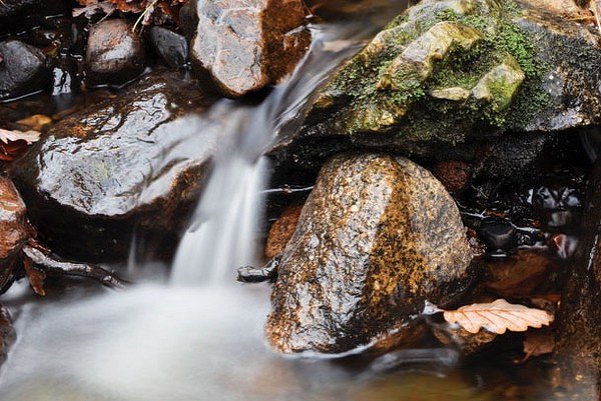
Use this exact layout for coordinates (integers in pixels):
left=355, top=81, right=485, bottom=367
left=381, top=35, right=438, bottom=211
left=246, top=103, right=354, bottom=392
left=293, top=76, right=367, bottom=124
left=522, top=329, right=555, bottom=361
left=443, top=299, right=554, bottom=334
left=0, top=128, right=41, bottom=145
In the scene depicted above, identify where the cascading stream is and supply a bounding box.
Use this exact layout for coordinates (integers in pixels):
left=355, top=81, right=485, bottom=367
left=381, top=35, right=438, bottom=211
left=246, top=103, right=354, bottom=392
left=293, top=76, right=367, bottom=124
left=170, top=29, right=365, bottom=285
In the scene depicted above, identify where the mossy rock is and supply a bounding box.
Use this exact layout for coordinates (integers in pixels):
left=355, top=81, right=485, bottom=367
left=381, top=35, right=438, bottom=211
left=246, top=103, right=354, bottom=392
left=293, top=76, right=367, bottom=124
left=270, top=0, right=601, bottom=168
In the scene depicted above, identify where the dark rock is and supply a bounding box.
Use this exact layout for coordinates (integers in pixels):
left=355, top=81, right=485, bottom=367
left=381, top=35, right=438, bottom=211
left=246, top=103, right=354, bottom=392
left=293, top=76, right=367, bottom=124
left=267, top=153, right=475, bottom=354
left=271, top=0, right=601, bottom=169
left=148, top=26, right=189, bottom=69
left=556, top=161, right=601, bottom=397
left=182, top=0, right=312, bottom=97
left=484, top=250, right=554, bottom=297
left=0, top=40, right=50, bottom=102
left=0, top=0, right=69, bottom=34
left=85, top=19, right=147, bottom=87
left=478, top=220, right=517, bottom=251
left=8, top=71, right=218, bottom=261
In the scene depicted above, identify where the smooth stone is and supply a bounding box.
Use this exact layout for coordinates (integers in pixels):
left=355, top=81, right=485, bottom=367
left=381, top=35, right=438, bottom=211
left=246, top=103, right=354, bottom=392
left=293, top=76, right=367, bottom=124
left=0, top=40, right=50, bottom=102
left=8, top=70, right=219, bottom=261
left=148, top=26, right=189, bottom=69
left=85, top=19, right=147, bottom=87
left=477, top=220, right=517, bottom=251
left=267, top=153, right=475, bottom=354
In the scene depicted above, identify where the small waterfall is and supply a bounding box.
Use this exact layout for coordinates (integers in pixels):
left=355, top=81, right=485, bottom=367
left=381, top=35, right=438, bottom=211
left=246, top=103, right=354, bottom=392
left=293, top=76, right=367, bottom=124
left=170, top=29, right=365, bottom=285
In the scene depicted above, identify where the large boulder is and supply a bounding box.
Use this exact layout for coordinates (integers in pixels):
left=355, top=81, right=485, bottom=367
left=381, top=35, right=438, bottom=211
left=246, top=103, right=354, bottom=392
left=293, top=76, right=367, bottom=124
left=267, top=153, right=476, bottom=354
left=180, top=0, right=312, bottom=97
left=8, top=71, right=218, bottom=261
left=0, top=40, right=51, bottom=102
left=270, top=0, right=601, bottom=169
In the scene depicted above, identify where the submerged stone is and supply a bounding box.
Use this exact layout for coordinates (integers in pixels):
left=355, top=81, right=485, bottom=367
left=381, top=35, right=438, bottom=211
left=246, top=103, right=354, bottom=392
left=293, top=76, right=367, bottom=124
left=181, top=0, right=312, bottom=97
left=8, top=71, right=218, bottom=260
left=267, top=153, right=475, bottom=354
left=271, top=0, right=601, bottom=168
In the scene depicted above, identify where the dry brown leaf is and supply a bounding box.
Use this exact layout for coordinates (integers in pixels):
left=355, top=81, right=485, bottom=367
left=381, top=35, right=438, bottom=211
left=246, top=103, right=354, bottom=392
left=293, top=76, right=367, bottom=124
left=522, top=329, right=555, bottom=361
left=0, top=128, right=41, bottom=145
left=443, top=299, right=554, bottom=335
left=23, top=256, right=46, bottom=297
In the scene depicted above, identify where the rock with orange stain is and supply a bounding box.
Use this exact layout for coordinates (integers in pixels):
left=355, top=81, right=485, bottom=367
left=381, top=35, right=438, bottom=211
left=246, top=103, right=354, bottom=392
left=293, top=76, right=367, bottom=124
left=265, top=204, right=303, bottom=259
left=266, top=153, right=476, bottom=354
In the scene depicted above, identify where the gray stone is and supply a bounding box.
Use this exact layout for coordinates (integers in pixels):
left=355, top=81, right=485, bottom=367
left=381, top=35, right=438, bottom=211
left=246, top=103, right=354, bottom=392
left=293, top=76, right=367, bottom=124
left=0, top=40, right=50, bottom=101
left=182, top=0, right=311, bottom=97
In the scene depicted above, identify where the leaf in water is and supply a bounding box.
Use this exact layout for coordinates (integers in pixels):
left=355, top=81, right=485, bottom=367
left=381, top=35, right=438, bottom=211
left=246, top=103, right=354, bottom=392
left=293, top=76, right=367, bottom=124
left=522, top=329, right=554, bottom=361
left=0, top=128, right=41, bottom=145
left=443, top=299, right=554, bottom=334
left=16, top=114, right=52, bottom=131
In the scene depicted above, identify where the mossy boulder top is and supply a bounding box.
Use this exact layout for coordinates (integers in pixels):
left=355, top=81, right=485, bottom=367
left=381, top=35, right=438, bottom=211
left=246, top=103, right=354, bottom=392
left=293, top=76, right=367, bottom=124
left=267, top=153, right=476, bottom=354
left=272, top=0, right=601, bottom=165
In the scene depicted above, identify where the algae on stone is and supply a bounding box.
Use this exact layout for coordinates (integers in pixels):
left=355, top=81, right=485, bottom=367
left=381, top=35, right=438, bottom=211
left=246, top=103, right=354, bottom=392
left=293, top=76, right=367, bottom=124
left=274, top=0, right=601, bottom=164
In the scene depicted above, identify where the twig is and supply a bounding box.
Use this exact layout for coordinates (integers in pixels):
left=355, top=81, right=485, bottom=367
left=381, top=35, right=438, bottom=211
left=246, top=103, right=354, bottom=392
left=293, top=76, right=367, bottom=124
left=23, top=241, right=127, bottom=289
left=133, top=0, right=160, bottom=32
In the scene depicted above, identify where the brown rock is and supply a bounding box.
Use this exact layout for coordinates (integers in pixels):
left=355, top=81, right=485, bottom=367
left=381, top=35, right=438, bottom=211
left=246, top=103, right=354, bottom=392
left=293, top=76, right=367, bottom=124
left=432, top=161, right=471, bottom=192
left=183, top=0, right=311, bottom=97
left=0, top=176, right=28, bottom=264
left=86, top=19, right=147, bottom=87
left=267, top=153, right=476, bottom=354
left=484, top=251, right=555, bottom=297
left=265, top=203, right=302, bottom=259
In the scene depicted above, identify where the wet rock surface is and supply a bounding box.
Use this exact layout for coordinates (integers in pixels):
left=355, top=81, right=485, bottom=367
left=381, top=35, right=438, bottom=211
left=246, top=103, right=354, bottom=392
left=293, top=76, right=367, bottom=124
left=8, top=70, right=219, bottom=260
left=264, top=203, right=302, bottom=259
left=271, top=0, right=601, bottom=169
left=0, top=176, right=28, bottom=272
left=266, top=153, right=475, bottom=354
left=85, top=19, right=147, bottom=87
left=148, top=26, right=189, bottom=69
left=0, top=40, right=50, bottom=102
left=556, top=161, right=601, bottom=397
left=181, top=0, right=312, bottom=97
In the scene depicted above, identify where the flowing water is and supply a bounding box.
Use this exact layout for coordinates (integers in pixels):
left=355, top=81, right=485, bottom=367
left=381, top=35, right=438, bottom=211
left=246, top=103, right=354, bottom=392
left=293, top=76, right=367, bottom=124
left=0, top=2, right=560, bottom=400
